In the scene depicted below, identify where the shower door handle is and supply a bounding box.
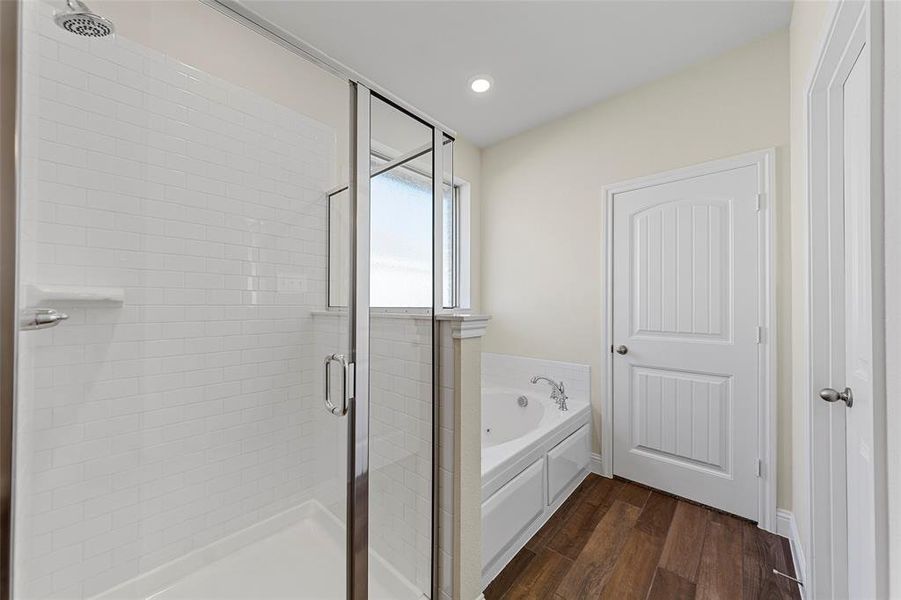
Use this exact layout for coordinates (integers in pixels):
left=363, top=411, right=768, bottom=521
left=324, top=353, right=350, bottom=416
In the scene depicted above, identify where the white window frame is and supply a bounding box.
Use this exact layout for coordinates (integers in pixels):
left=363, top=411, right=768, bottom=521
left=455, top=178, right=472, bottom=311
left=326, top=143, right=470, bottom=312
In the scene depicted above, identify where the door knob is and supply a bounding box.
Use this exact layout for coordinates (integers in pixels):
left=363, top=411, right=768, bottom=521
left=615, top=345, right=628, bottom=355
left=819, top=386, right=853, bottom=408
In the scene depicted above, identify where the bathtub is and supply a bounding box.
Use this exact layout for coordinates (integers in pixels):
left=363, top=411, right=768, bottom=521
left=480, top=386, right=591, bottom=586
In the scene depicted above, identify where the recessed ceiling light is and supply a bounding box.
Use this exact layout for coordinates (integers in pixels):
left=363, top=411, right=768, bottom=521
left=469, top=75, right=492, bottom=94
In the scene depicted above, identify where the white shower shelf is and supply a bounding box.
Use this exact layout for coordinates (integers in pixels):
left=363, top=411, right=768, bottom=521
left=26, top=284, right=125, bottom=306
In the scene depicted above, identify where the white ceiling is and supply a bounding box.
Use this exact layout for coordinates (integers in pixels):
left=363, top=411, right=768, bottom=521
left=241, top=1, right=792, bottom=147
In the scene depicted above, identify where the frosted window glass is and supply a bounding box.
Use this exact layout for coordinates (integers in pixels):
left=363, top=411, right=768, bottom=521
left=370, top=164, right=433, bottom=307
left=327, top=162, right=457, bottom=308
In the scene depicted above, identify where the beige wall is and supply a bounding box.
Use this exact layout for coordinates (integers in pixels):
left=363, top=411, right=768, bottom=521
left=480, top=30, right=793, bottom=508
left=788, top=0, right=835, bottom=574
left=455, top=139, right=483, bottom=309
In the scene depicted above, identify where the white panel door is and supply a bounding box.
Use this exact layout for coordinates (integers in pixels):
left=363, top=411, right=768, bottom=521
left=807, top=3, right=885, bottom=596
left=840, top=40, right=878, bottom=599
left=612, top=164, right=760, bottom=519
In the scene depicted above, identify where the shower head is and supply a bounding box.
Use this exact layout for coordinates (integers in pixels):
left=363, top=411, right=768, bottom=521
left=54, top=0, right=114, bottom=38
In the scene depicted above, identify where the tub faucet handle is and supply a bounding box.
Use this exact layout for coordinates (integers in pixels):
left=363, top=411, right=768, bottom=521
left=530, top=376, right=568, bottom=411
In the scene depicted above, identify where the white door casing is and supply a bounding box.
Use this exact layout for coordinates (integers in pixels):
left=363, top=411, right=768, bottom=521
left=604, top=150, right=776, bottom=525
left=806, top=1, right=887, bottom=597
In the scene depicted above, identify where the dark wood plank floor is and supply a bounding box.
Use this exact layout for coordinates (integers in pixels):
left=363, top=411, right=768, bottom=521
left=484, top=474, right=801, bottom=600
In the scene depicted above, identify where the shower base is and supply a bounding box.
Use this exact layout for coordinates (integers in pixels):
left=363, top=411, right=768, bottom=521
left=95, top=501, right=422, bottom=600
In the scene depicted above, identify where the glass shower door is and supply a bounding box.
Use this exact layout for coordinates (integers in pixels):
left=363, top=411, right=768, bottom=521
left=332, top=84, right=453, bottom=599
left=360, top=91, right=450, bottom=600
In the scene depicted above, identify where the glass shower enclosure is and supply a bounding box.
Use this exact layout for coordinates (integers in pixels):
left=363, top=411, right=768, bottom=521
left=3, top=1, right=453, bottom=598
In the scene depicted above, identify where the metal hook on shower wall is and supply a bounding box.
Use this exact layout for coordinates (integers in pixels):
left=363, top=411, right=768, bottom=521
left=20, top=308, right=69, bottom=331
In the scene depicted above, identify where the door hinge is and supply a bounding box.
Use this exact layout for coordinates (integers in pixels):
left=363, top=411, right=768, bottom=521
left=756, top=326, right=765, bottom=344
left=757, top=459, right=764, bottom=478
left=756, top=193, right=765, bottom=212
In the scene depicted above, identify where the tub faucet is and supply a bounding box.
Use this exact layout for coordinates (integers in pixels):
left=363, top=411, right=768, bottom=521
left=530, top=376, right=568, bottom=411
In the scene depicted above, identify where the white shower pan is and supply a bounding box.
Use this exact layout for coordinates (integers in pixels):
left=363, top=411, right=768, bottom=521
left=93, top=502, right=421, bottom=600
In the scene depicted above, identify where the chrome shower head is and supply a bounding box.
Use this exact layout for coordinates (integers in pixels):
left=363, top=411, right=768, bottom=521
left=54, top=0, right=114, bottom=38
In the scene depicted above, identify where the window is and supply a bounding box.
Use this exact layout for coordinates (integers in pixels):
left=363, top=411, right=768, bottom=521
left=443, top=185, right=459, bottom=309
left=327, top=155, right=465, bottom=310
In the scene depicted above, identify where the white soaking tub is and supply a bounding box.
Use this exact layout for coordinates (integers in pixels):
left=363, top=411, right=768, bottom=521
left=480, top=386, right=591, bottom=587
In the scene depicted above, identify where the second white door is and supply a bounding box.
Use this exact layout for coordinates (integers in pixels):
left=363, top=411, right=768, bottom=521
left=611, top=156, right=764, bottom=520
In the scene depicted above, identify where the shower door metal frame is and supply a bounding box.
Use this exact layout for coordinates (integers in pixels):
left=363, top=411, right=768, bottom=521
left=349, top=81, right=451, bottom=600
left=430, top=126, right=445, bottom=600
left=347, top=81, right=371, bottom=600
left=0, top=1, right=18, bottom=597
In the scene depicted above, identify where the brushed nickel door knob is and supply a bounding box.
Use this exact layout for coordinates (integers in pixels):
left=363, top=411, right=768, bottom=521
left=819, top=386, right=853, bottom=408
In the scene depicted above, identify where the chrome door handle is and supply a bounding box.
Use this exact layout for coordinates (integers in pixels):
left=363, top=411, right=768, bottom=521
left=615, top=345, right=628, bottom=355
left=819, top=386, right=853, bottom=408
left=324, top=353, right=350, bottom=416
left=20, top=308, right=69, bottom=330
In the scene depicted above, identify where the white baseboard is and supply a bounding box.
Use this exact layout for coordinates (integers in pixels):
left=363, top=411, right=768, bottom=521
left=776, top=509, right=807, bottom=599
left=590, top=452, right=605, bottom=475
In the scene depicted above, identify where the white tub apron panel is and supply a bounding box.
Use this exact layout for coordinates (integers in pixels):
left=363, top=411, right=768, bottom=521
left=547, top=424, right=590, bottom=505
left=481, top=458, right=545, bottom=572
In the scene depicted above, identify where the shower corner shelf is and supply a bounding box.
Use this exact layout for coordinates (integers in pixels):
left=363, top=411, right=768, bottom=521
left=26, top=284, right=125, bottom=306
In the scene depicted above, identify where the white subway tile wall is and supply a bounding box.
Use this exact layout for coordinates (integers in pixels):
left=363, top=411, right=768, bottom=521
left=369, top=315, right=434, bottom=593
left=482, top=353, right=591, bottom=400
left=16, top=2, right=344, bottom=597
